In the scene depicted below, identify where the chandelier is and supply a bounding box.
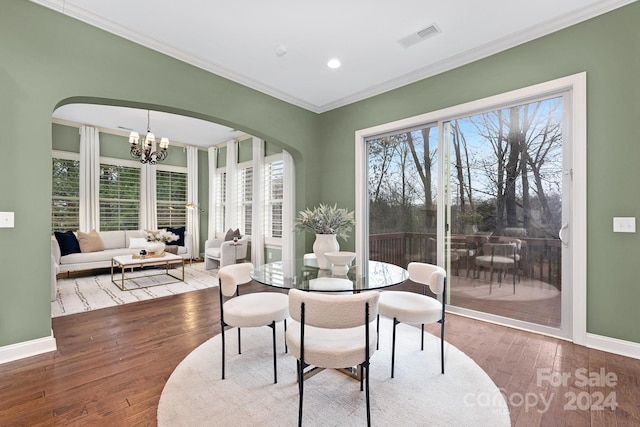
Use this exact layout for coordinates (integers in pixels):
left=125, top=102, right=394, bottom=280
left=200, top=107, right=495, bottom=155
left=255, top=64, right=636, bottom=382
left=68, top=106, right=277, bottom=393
left=129, top=110, right=170, bottom=164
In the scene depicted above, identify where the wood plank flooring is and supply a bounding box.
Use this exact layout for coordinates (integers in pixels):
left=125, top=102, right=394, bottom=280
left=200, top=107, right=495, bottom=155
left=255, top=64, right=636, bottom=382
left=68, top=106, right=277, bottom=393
left=1, top=281, right=639, bottom=426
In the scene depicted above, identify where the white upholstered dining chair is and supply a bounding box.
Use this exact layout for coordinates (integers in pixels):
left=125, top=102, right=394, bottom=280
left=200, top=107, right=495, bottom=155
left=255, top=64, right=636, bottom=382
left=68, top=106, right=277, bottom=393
left=218, top=262, right=289, bottom=384
left=377, top=262, right=446, bottom=377
left=286, top=288, right=379, bottom=427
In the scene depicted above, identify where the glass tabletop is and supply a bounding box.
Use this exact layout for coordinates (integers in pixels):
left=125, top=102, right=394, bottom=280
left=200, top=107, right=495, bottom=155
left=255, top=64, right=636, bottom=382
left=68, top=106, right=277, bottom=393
left=250, top=259, right=409, bottom=292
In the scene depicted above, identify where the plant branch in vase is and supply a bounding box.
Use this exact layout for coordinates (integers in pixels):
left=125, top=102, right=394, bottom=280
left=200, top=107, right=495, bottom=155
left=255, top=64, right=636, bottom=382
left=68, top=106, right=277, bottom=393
left=294, top=203, right=355, bottom=269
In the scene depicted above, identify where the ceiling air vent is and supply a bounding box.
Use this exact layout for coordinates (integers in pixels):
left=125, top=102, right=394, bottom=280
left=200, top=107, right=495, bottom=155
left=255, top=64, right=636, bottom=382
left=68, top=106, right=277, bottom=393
left=398, top=24, right=440, bottom=48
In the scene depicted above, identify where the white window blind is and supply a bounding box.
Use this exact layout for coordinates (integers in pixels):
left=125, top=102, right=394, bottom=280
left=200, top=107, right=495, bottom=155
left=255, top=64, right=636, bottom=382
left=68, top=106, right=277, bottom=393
left=99, top=163, right=140, bottom=231
left=215, top=171, right=227, bottom=235
left=156, top=169, right=187, bottom=228
left=265, top=159, right=284, bottom=238
left=237, top=165, right=253, bottom=235
left=51, top=157, right=80, bottom=232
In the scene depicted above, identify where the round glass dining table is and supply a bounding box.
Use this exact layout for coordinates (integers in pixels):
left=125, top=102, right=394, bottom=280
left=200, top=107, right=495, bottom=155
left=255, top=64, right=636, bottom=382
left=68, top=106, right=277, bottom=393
left=250, top=259, right=409, bottom=292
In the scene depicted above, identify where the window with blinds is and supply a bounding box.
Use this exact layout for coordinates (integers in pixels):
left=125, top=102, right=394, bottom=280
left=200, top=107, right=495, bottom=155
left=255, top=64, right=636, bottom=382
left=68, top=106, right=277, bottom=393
left=99, top=163, right=140, bottom=231
left=156, top=169, right=187, bottom=228
left=215, top=171, right=227, bottom=235
left=51, top=157, right=80, bottom=232
left=265, top=159, right=284, bottom=238
left=237, top=165, right=253, bottom=235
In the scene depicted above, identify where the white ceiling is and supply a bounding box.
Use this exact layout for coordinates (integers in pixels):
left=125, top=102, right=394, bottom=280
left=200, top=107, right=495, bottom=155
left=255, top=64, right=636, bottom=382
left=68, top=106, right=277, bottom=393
left=53, top=104, right=246, bottom=148
left=41, top=0, right=635, bottom=147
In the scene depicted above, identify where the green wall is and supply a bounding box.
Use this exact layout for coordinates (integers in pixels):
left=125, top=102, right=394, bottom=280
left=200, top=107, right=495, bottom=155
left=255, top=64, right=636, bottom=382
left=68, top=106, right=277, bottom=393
left=0, top=0, right=318, bottom=349
left=1, top=0, right=639, bottom=353
left=318, top=3, right=640, bottom=343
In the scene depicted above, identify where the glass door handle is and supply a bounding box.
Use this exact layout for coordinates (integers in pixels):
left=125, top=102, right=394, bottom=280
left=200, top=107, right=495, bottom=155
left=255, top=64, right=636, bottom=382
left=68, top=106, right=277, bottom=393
left=559, top=223, right=569, bottom=247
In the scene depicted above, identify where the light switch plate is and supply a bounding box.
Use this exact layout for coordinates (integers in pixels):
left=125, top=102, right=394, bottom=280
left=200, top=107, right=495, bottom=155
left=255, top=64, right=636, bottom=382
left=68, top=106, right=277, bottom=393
left=613, top=217, right=635, bottom=233
left=0, top=212, right=14, bottom=228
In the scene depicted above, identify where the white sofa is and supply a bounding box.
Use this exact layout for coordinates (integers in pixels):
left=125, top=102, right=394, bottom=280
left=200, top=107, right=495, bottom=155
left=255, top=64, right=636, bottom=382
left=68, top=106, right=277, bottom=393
left=51, top=230, right=192, bottom=276
left=204, top=236, right=249, bottom=270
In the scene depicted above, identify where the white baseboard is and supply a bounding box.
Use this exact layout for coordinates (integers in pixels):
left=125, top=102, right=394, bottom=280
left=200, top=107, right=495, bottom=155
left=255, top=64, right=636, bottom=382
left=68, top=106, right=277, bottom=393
left=448, top=308, right=640, bottom=361
left=586, top=332, right=640, bottom=360
left=0, top=331, right=57, bottom=365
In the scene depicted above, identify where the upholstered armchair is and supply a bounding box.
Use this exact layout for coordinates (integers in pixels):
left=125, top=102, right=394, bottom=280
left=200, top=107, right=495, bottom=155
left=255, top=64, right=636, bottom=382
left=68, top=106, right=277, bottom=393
left=204, top=236, right=249, bottom=270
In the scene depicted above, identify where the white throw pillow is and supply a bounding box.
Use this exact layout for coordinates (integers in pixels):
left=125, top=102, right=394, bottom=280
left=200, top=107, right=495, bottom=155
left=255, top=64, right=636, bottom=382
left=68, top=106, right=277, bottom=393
left=129, top=237, right=149, bottom=249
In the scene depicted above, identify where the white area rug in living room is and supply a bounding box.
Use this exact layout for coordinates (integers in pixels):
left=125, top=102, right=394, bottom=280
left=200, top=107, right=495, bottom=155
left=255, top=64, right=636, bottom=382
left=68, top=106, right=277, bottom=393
left=158, top=318, right=510, bottom=426
left=52, top=262, right=217, bottom=317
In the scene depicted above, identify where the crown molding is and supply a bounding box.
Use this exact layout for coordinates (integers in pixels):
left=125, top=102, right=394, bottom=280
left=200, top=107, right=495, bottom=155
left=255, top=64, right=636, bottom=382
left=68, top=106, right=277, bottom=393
left=31, top=0, right=637, bottom=114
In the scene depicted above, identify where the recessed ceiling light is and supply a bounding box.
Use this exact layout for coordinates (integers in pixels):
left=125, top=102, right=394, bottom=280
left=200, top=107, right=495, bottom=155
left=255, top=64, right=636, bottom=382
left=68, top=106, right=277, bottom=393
left=327, top=58, right=341, bottom=69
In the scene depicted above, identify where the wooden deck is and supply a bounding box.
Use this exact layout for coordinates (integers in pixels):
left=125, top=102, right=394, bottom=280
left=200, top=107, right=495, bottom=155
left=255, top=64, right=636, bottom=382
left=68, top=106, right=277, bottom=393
left=448, top=275, right=562, bottom=328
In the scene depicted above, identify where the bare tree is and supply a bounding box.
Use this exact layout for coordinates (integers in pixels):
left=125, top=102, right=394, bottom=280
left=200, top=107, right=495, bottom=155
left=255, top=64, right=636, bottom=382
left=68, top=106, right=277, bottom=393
left=368, top=137, right=397, bottom=204
left=368, top=97, right=563, bottom=239
left=406, top=127, right=436, bottom=229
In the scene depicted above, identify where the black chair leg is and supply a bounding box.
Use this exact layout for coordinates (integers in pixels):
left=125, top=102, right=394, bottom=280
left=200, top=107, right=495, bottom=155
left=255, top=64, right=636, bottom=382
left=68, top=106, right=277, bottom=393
left=365, top=362, right=371, bottom=427
left=237, top=327, right=241, bottom=354
left=376, top=314, right=380, bottom=350
left=284, top=319, right=288, bottom=353
left=297, top=359, right=304, bottom=427
left=221, top=326, right=226, bottom=380
left=421, top=323, right=425, bottom=351
left=391, top=318, right=399, bottom=378
left=440, top=318, right=445, bottom=374
left=271, top=321, right=278, bottom=384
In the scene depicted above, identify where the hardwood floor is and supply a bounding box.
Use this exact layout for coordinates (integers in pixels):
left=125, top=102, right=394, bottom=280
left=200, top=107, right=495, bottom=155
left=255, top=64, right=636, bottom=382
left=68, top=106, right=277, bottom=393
left=1, top=282, right=639, bottom=426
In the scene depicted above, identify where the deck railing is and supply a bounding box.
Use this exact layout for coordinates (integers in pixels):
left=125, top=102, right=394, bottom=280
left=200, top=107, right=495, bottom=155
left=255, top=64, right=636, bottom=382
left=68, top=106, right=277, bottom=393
left=369, top=232, right=562, bottom=289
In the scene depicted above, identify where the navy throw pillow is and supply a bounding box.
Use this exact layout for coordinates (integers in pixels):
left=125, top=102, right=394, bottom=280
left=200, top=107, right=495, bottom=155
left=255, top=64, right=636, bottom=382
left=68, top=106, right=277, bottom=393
left=167, top=226, right=185, bottom=246
left=54, top=231, right=81, bottom=256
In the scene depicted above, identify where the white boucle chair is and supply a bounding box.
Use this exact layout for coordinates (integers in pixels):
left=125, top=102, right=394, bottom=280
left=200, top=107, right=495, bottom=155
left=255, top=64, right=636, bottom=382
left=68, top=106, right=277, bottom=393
left=218, top=262, right=289, bottom=384
left=377, top=262, right=446, bottom=377
left=286, top=288, right=379, bottom=427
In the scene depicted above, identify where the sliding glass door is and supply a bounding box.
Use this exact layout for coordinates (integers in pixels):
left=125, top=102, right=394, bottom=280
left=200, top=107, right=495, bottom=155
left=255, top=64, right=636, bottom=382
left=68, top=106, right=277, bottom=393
left=443, top=95, right=565, bottom=331
left=359, top=77, right=581, bottom=339
left=367, top=124, right=439, bottom=266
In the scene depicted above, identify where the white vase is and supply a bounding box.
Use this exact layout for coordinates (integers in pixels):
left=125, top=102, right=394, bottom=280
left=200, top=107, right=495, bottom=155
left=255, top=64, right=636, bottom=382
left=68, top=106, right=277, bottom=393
left=147, top=241, right=166, bottom=255
left=313, top=234, right=340, bottom=270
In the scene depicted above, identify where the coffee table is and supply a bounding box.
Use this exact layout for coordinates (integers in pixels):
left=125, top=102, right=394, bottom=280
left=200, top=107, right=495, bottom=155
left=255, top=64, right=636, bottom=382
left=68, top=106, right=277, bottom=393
left=111, top=253, right=184, bottom=291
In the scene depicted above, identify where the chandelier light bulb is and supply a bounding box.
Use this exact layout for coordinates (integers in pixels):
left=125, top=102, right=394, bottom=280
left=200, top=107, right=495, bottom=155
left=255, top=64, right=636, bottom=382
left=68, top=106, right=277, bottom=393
left=129, top=131, right=140, bottom=145
left=145, top=132, right=155, bottom=146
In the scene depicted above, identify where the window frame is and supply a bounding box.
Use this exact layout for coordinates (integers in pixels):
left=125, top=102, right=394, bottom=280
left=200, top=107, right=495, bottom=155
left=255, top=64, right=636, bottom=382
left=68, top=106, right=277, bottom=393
left=214, top=167, right=227, bottom=237
left=264, top=153, right=284, bottom=246
left=98, top=156, right=142, bottom=231
left=236, top=160, right=253, bottom=235
left=51, top=150, right=80, bottom=233
left=156, top=164, right=188, bottom=229
left=355, top=72, right=587, bottom=344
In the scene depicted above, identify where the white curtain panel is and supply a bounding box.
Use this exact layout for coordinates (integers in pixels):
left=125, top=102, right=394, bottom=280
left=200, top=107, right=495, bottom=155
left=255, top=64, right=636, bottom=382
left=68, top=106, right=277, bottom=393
left=207, top=147, right=218, bottom=240
left=225, top=140, right=238, bottom=230
left=251, top=137, right=265, bottom=266
left=282, top=150, right=296, bottom=261
left=139, top=143, right=157, bottom=231
left=79, top=125, right=100, bottom=232
left=187, top=146, right=200, bottom=258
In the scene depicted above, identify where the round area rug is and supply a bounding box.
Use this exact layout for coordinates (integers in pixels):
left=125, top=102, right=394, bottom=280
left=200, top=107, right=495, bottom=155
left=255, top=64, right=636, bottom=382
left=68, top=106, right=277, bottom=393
left=158, top=318, right=510, bottom=426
